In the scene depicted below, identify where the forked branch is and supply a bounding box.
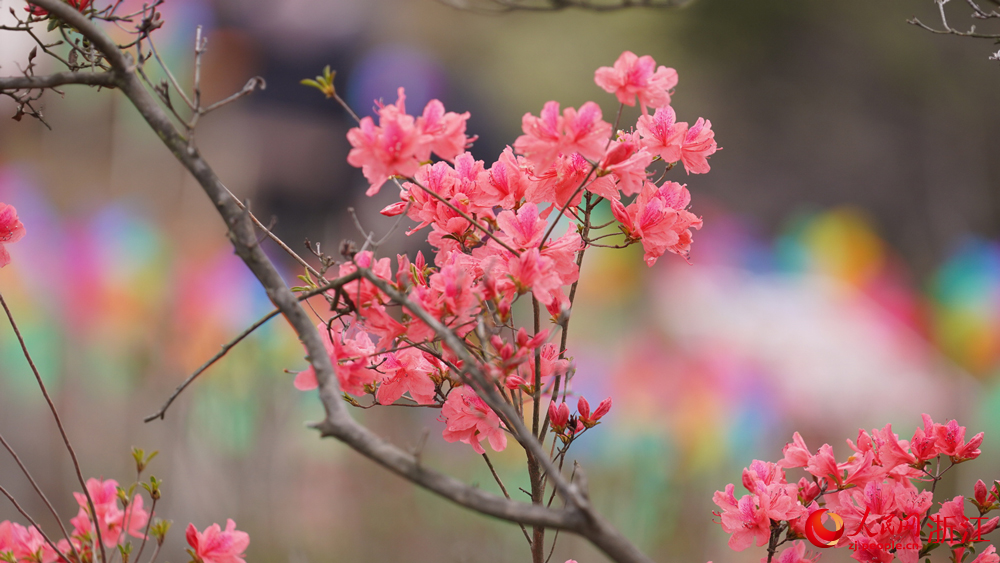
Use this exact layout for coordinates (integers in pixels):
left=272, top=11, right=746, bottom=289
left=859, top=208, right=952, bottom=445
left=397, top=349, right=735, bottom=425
left=5, top=2, right=654, bottom=561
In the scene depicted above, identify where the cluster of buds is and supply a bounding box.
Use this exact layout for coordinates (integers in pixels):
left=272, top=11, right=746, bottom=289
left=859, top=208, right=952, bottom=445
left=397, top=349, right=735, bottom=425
left=548, top=397, right=612, bottom=441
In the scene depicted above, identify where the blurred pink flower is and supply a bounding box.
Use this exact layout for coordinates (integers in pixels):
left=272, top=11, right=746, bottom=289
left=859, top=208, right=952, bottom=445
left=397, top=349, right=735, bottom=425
left=440, top=386, right=506, bottom=454
left=0, top=203, right=25, bottom=268
left=186, top=519, right=249, bottom=563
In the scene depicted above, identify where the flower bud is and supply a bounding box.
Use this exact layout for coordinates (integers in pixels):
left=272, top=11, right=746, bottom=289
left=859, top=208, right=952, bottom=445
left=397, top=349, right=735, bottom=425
left=577, top=397, right=591, bottom=421
left=976, top=480, right=989, bottom=506
left=380, top=202, right=408, bottom=217
left=549, top=402, right=569, bottom=432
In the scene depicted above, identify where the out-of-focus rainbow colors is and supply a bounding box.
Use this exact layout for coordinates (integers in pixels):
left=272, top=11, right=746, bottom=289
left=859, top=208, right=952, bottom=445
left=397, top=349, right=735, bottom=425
left=573, top=204, right=987, bottom=472
left=0, top=165, right=302, bottom=452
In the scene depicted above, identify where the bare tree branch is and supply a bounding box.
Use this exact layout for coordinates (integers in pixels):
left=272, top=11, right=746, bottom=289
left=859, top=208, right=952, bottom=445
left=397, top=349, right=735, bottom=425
left=0, top=70, right=117, bottom=90
left=8, top=2, right=655, bottom=561
left=438, top=0, right=694, bottom=13
left=909, top=0, right=1000, bottom=58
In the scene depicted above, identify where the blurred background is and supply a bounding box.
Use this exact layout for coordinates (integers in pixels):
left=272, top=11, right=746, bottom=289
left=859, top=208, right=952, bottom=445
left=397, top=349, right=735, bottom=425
left=1, top=0, right=1000, bottom=561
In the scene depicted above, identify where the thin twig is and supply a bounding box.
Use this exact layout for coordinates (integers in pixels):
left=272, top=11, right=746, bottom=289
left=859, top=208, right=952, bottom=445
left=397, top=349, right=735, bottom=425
left=0, top=431, right=77, bottom=557
left=0, top=482, right=70, bottom=563
left=0, top=291, right=108, bottom=563
left=132, top=497, right=157, bottom=563
left=144, top=270, right=362, bottom=422
left=483, top=453, right=533, bottom=545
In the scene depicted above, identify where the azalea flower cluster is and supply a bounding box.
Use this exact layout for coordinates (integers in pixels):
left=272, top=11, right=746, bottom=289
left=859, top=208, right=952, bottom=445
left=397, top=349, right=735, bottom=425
left=296, top=51, right=718, bottom=456
left=0, top=451, right=248, bottom=563
left=713, top=415, right=998, bottom=563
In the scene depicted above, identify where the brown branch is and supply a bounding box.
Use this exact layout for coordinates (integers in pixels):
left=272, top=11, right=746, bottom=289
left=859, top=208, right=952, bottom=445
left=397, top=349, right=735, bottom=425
left=19, top=2, right=653, bottom=560
left=437, top=0, right=694, bottom=13
left=0, top=70, right=117, bottom=90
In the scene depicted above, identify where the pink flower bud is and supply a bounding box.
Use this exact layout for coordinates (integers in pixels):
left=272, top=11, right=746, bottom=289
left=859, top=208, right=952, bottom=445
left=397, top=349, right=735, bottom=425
left=976, top=480, right=989, bottom=505
left=505, top=374, right=527, bottom=390
left=380, top=201, right=408, bottom=217
left=592, top=397, right=612, bottom=421
left=496, top=299, right=511, bottom=321
left=549, top=402, right=569, bottom=431
left=577, top=396, right=591, bottom=421
left=576, top=396, right=610, bottom=428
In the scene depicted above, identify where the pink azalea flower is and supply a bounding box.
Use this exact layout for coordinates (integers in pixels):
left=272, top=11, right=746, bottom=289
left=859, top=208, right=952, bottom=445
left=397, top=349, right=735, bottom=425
left=848, top=424, right=915, bottom=470
left=450, top=152, right=493, bottom=215
left=528, top=152, right=593, bottom=208
left=484, top=147, right=535, bottom=208
left=839, top=450, right=886, bottom=489
left=416, top=99, right=473, bottom=162
left=914, top=415, right=983, bottom=462
left=599, top=131, right=653, bottom=197
left=594, top=51, right=678, bottom=112
left=911, top=413, right=941, bottom=461
left=495, top=203, right=547, bottom=250
left=440, top=386, right=507, bottom=454
left=679, top=117, right=719, bottom=175
left=376, top=348, right=437, bottom=405
left=425, top=262, right=482, bottom=321
left=294, top=323, right=378, bottom=395
left=400, top=161, right=460, bottom=233
left=186, top=520, right=249, bottom=563
left=935, top=419, right=967, bottom=456
left=515, top=343, right=570, bottom=391
left=347, top=88, right=425, bottom=196
left=561, top=102, right=614, bottom=165
left=610, top=181, right=702, bottom=265
left=506, top=248, right=563, bottom=304
left=0, top=203, right=26, bottom=268
left=716, top=490, right=770, bottom=551
left=804, top=443, right=841, bottom=486
left=7, top=523, right=55, bottom=563
left=514, top=101, right=611, bottom=171
left=777, top=432, right=812, bottom=469
left=72, top=479, right=148, bottom=547
left=758, top=484, right=805, bottom=522
left=636, top=106, right=687, bottom=163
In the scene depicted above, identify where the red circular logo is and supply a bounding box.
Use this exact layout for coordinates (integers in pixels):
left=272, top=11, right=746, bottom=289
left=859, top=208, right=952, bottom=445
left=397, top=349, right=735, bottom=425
left=805, top=509, right=845, bottom=548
